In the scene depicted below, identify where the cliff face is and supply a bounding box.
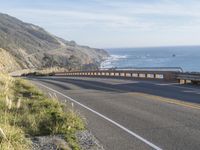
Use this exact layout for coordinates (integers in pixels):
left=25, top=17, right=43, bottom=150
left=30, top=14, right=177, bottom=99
left=0, top=13, right=109, bottom=72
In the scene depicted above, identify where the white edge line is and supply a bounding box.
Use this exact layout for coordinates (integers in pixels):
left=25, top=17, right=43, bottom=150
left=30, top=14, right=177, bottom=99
left=33, top=80, right=162, bottom=150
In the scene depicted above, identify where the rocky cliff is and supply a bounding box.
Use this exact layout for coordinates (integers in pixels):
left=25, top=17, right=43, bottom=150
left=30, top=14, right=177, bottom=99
left=0, top=13, right=109, bottom=72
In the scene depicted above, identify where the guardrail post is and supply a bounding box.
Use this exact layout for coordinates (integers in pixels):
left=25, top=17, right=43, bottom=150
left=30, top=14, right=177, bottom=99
left=139, top=73, right=146, bottom=78
left=121, top=72, right=125, bottom=77
left=179, top=79, right=186, bottom=84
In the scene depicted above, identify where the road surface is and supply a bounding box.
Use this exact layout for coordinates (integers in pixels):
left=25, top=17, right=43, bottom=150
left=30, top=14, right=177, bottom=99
left=29, top=76, right=200, bottom=150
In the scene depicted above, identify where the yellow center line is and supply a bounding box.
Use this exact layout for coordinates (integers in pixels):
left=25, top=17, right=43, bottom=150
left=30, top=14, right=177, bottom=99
left=75, top=80, right=200, bottom=110
left=127, top=92, right=200, bottom=110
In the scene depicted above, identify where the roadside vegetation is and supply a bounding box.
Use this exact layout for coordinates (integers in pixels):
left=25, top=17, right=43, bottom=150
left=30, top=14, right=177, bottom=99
left=18, top=64, right=99, bottom=77
left=0, top=73, right=85, bottom=150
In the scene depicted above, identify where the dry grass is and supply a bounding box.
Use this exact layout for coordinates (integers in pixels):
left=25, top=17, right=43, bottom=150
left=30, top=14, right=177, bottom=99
left=0, top=73, right=30, bottom=150
left=0, top=74, right=85, bottom=150
left=0, top=124, right=31, bottom=150
left=0, top=48, right=21, bottom=73
left=10, top=67, right=69, bottom=77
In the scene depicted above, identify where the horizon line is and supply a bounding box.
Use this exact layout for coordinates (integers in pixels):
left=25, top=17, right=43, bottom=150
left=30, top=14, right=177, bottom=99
left=103, top=44, right=200, bottom=50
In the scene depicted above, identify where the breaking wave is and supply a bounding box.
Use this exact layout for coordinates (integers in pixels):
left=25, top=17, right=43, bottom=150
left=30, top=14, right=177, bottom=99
left=100, top=55, right=128, bottom=68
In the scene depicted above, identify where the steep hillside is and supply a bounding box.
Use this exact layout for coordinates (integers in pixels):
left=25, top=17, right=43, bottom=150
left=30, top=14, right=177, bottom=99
left=0, top=13, right=109, bottom=72
left=0, top=48, right=21, bottom=72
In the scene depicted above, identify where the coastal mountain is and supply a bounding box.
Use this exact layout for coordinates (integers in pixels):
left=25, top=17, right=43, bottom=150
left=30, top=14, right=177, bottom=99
left=0, top=13, right=109, bottom=72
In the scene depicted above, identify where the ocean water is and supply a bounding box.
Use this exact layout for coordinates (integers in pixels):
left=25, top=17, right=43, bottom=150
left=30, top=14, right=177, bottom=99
left=101, top=46, right=200, bottom=72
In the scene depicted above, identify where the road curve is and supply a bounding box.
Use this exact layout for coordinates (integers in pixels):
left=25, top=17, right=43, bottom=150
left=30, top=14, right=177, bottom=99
left=29, top=76, right=200, bottom=150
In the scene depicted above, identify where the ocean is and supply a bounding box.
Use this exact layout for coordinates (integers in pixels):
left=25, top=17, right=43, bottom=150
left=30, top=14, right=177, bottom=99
left=101, top=46, right=200, bottom=72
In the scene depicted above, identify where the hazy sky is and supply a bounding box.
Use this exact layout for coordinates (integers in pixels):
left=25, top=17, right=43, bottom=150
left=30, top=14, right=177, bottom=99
left=0, top=0, right=200, bottom=48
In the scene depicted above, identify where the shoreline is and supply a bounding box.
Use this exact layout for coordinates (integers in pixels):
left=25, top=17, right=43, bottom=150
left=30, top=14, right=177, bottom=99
left=100, top=47, right=200, bottom=72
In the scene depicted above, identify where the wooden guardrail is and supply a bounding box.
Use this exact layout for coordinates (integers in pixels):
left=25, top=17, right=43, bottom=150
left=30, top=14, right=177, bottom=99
left=22, top=67, right=200, bottom=84
left=55, top=70, right=179, bottom=81
left=177, top=73, right=200, bottom=84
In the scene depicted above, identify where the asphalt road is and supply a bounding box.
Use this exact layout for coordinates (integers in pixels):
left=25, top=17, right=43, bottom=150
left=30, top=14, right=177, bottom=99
left=29, top=76, right=200, bottom=150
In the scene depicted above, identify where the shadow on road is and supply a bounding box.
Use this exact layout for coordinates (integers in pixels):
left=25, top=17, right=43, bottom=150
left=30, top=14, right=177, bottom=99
left=36, top=77, right=200, bottom=104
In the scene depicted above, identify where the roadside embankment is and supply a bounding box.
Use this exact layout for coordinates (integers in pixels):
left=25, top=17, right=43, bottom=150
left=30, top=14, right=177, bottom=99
left=0, top=74, right=85, bottom=150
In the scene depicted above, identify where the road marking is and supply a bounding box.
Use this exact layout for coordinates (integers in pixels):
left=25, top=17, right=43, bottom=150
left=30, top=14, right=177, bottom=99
left=38, top=77, right=200, bottom=110
left=84, top=77, right=199, bottom=91
left=129, top=92, right=200, bottom=110
left=33, top=81, right=162, bottom=150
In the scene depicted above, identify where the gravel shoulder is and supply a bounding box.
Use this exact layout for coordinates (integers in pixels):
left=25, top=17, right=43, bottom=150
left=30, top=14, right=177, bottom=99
left=31, top=130, right=104, bottom=150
